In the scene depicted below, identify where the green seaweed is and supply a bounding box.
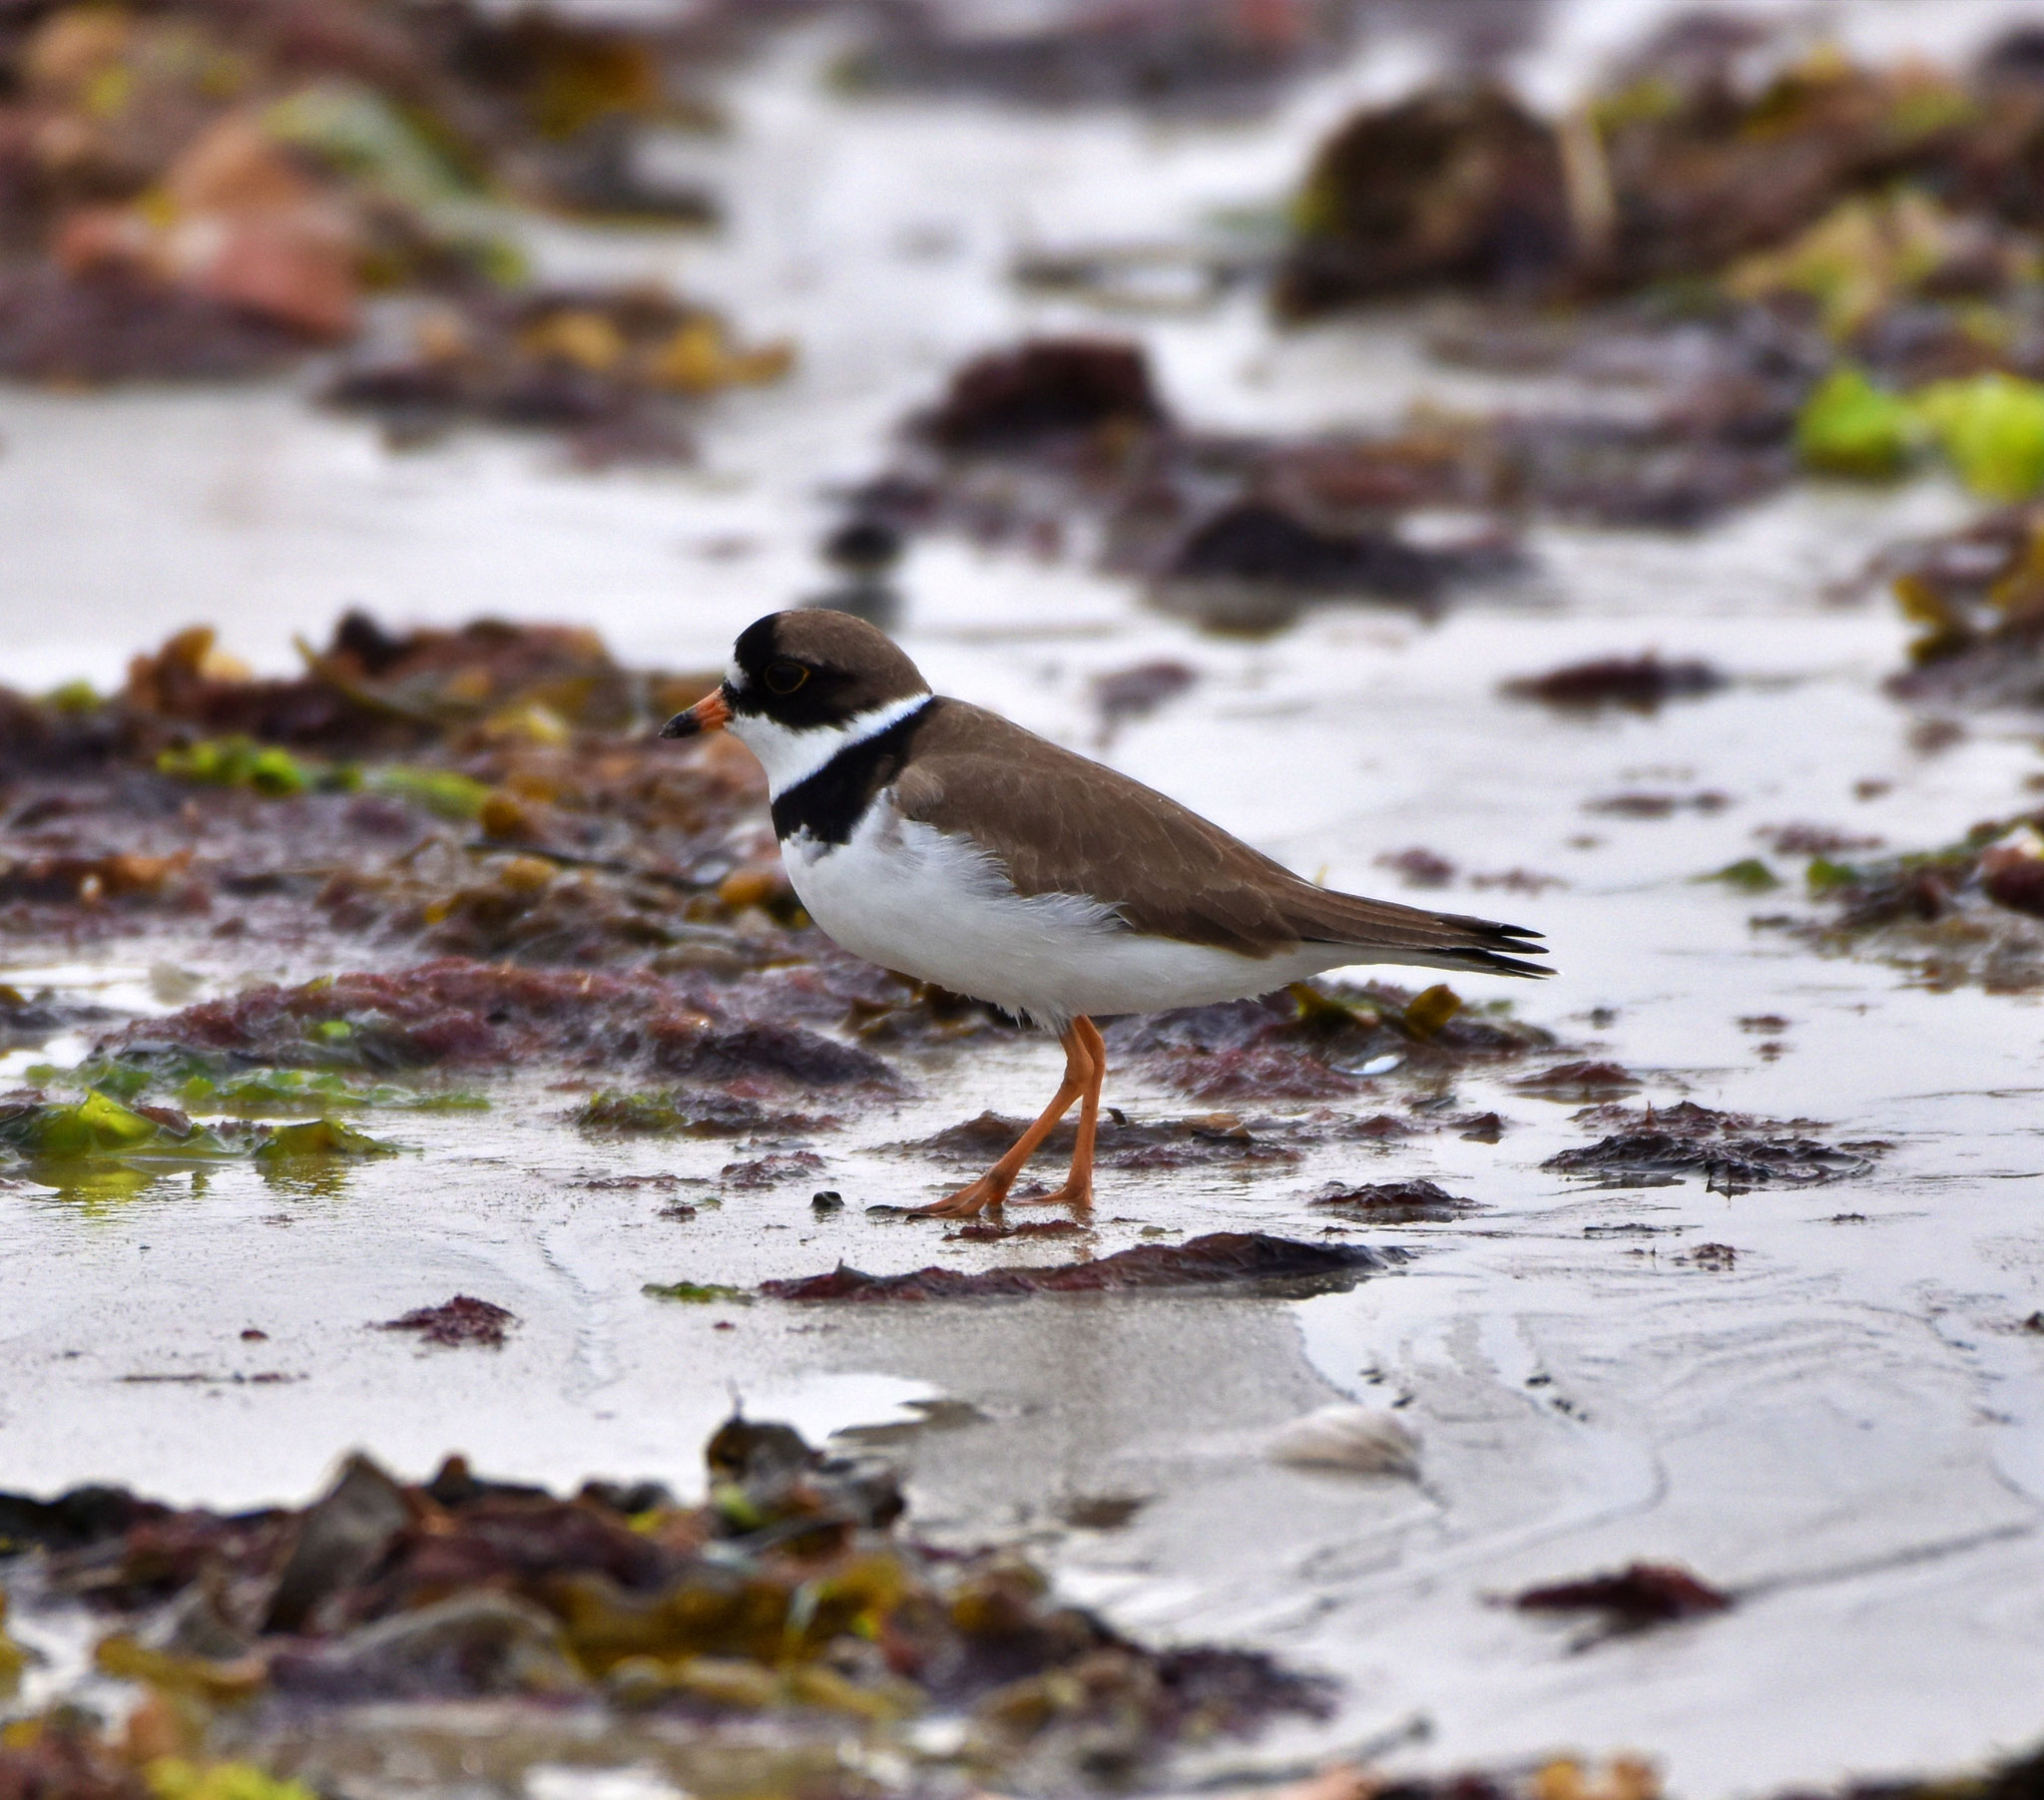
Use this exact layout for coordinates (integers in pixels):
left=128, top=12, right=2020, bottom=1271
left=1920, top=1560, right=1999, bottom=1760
left=570, top=1091, right=787, bottom=1136
left=643, top=1281, right=751, bottom=1305
left=1794, top=367, right=1918, bottom=478
left=252, top=1120, right=399, bottom=1159
left=1794, top=367, right=2044, bottom=498
left=41, top=678, right=103, bottom=713
left=265, top=80, right=476, bottom=212
left=0, top=1091, right=198, bottom=1157
left=1806, top=856, right=1868, bottom=894
left=157, top=737, right=319, bottom=797
left=152, top=739, right=493, bottom=821
left=41, top=1053, right=486, bottom=1117
left=148, top=1757, right=318, bottom=1800
left=1916, top=372, right=2044, bottom=501
left=190, top=1068, right=485, bottom=1117
left=361, top=765, right=493, bottom=821
left=0, top=1095, right=400, bottom=1184
left=1699, top=857, right=1782, bottom=892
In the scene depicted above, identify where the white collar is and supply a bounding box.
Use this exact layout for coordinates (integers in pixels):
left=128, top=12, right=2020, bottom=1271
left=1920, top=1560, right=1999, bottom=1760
left=728, top=691, right=934, bottom=798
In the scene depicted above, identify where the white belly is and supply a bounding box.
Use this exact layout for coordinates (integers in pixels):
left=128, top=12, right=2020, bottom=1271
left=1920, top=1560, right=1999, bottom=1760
left=781, top=797, right=1353, bottom=1028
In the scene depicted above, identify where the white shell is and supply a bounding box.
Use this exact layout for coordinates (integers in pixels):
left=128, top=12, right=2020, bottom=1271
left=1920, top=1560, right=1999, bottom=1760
left=1268, top=1405, right=1421, bottom=1478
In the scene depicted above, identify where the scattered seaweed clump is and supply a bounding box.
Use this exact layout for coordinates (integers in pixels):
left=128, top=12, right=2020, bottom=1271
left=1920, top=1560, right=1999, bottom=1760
left=0, top=0, right=787, bottom=425
left=1511, top=1061, right=1641, bottom=1102
left=0, top=1417, right=1330, bottom=1795
left=322, top=284, right=791, bottom=461
left=1502, top=655, right=1728, bottom=713
left=571, top=1090, right=831, bottom=1138
left=378, top=1295, right=515, bottom=1348
left=0, top=1087, right=397, bottom=1189
left=1104, top=981, right=1554, bottom=1103
left=759, top=1232, right=1392, bottom=1303
left=904, top=1108, right=1304, bottom=1173
left=1544, top=1101, right=1880, bottom=1190
left=1513, top=1563, right=1734, bottom=1631
left=1875, top=504, right=2044, bottom=708
left=1150, top=499, right=1522, bottom=634
left=98, top=959, right=899, bottom=1093
left=1277, top=82, right=1573, bottom=314
left=1777, top=813, right=2044, bottom=992
left=833, top=1, right=1414, bottom=114
left=0, top=612, right=795, bottom=964
left=915, top=336, right=1166, bottom=454
left=851, top=322, right=1819, bottom=636
left=1306, top=1178, right=1475, bottom=1224
left=123, top=613, right=702, bottom=751
left=1276, top=20, right=2044, bottom=321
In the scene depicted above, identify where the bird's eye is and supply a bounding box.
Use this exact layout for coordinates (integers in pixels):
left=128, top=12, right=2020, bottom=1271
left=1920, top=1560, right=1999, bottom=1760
left=763, top=660, right=809, bottom=696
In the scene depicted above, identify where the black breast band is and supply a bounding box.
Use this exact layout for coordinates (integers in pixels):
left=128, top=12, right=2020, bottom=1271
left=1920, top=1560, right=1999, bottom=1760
left=771, top=700, right=938, bottom=846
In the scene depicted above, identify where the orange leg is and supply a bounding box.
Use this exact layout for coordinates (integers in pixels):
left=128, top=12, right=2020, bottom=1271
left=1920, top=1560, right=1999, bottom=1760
left=912, top=1019, right=1099, bottom=1219
left=1009, top=1015, right=1103, bottom=1211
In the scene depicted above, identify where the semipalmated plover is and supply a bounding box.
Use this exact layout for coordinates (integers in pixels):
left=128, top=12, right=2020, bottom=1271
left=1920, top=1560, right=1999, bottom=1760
left=664, top=612, right=1547, bottom=1217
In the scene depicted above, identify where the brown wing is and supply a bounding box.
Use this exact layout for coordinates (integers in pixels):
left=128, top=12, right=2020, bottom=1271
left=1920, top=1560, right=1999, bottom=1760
left=892, top=701, right=1547, bottom=976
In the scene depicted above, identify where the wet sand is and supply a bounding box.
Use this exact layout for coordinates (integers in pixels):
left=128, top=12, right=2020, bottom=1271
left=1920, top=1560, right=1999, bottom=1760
left=6, top=8, right=2044, bottom=1794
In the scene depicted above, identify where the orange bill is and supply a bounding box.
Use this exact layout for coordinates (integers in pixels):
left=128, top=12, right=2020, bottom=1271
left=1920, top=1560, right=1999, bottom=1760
left=659, top=687, right=733, bottom=738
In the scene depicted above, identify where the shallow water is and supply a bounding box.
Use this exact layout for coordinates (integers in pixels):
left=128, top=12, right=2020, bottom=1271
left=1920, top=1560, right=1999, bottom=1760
left=6, top=7, right=2044, bottom=1795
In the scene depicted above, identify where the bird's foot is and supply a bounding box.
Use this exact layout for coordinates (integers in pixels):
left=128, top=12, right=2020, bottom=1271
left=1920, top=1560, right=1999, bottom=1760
left=908, top=1175, right=1009, bottom=1220
left=1008, top=1178, right=1092, bottom=1212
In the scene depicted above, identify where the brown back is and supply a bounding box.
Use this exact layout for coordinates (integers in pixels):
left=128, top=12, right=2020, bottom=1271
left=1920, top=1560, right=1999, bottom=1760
left=892, top=700, right=1542, bottom=969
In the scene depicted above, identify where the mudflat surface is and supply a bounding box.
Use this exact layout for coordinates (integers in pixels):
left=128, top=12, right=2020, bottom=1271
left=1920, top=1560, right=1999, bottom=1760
left=6, top=9, right=2044, bottom=1796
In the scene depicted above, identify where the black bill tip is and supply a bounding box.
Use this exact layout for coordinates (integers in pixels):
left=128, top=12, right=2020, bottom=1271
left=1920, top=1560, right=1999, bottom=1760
left=659, top=711, right=702, bottom=739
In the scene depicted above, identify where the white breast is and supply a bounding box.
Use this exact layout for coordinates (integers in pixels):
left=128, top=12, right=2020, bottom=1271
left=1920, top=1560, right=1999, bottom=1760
left=782, top=793, right=1355, bottom=1029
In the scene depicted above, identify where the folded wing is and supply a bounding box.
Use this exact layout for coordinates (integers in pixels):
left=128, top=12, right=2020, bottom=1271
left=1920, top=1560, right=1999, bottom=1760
left=892, top=701, right=1549, bottom=979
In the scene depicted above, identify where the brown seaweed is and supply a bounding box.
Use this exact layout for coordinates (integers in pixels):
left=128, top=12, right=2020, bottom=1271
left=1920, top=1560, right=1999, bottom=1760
left=1513, top=1562, right=1734, bottom=1629
left=759, top=1232, right=1392, bottom=1302
left=1306, top=1178, right=1476, bottom=1224
left=1544, top=1101, right=1880, bottom=1190
left=1502, top=654, right=1729, bottom=713
left=377, top=1295, right=516, bottom=1349
left=1104, top=984, right=1554, bottom=1102
left=0, top=1416, right=1331, bottom=1793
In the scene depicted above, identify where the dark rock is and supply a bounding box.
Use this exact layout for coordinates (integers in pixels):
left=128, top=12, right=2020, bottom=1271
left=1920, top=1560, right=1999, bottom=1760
left=0, top=1485, right=162, bottom=1559
left=1275, top=84, right=1572, bottom=316
left=263, top=1454, right=413, bottom=1633
left=270, top=1589, right=585, bottom=1698
left=918, top=338, right=1165, bottom=453
left=1983, top=849, right=2044, bottom=918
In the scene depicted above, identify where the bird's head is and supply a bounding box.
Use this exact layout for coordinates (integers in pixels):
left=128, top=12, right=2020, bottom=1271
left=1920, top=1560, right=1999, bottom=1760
left=661, top=611, right=932, bottom=795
